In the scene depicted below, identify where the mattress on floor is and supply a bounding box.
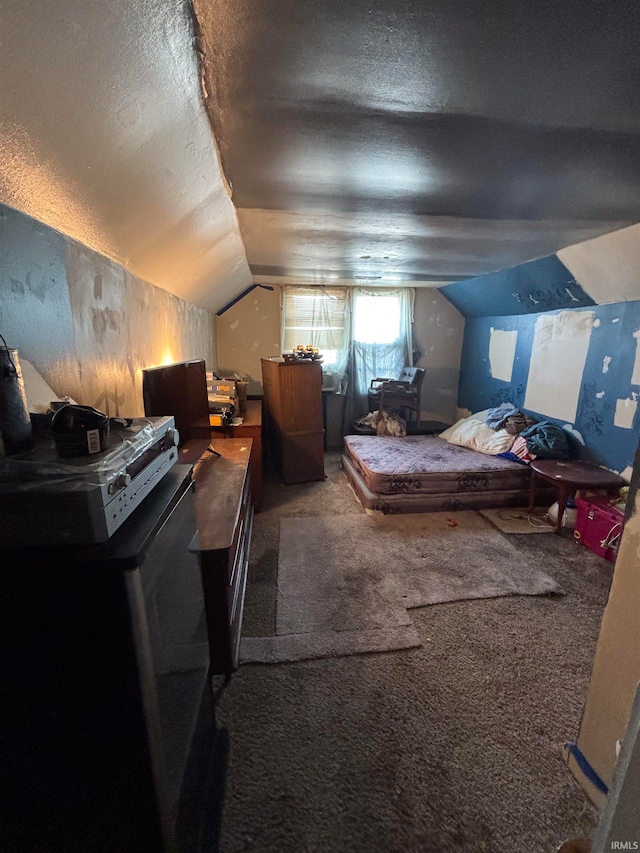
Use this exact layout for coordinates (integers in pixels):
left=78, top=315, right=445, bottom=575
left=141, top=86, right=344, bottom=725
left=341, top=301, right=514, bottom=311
left=343, top=434, right=531, bottom=496
left=341, top=453, right=536, bottom=514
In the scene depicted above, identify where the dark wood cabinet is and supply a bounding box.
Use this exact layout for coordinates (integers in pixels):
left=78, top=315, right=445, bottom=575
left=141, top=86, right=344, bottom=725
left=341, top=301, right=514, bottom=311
left=323, top=389, right=348, bottom=450
left=0, top=465, right=223, bottom=853
left=261, top=357, right=325, bottom=484
left=192, top=438, right=253, bottom=675
left=0, top=440, right=253, bottom=852
left=142, top=358, right=254, bottom=671
left=143, top=359, right=211, bottom=443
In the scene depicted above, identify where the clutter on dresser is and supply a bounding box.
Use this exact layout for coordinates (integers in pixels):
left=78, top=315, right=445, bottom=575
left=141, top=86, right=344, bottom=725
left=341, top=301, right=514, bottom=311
left=283, top=344, right=323, bottom=362
left=206, top=371, right=236, bottom=425
left=205, top=372, right=250, bottom=424
left=0, top=413, right=179, bottom=546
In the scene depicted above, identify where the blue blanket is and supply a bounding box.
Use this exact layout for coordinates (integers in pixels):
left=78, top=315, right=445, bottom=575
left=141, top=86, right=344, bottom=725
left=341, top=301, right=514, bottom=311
left=520, top=421, right=572, bottom=459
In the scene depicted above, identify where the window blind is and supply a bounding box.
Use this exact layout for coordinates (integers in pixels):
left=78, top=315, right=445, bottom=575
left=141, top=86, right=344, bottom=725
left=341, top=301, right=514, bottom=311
left=282, top=286, right=348, bottom=354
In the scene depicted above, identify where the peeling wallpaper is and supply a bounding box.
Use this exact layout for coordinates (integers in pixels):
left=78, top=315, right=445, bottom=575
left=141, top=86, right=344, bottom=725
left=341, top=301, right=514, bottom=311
left=0, top=204, right=215, bottom=418
left=458, top=302, right=640, bottom=474
left=558, top=222, right=640, bottom=305
left=450, top=221, right=640, bottom=473
left=440, top=254, right=595, bottom=318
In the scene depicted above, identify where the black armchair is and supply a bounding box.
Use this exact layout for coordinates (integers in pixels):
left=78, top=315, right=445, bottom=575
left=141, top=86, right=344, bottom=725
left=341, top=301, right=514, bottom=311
left=367, top=367, right=425, bottom=423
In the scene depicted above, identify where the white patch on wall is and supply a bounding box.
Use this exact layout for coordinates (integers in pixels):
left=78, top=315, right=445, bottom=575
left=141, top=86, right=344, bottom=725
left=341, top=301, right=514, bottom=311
left=596, top=391, right=605, bottom=398
left=524, top=310, right=594, bottom=422
left=612, top=318, right=620, bottom=323
left=592, top=318, right=601, bottom=328
left=632, top=330, right=640, bottom=385
left=603, top=356, right=612, bottom=373
left=614, top=398, right=638, bottom=430
left=557, top=222, right=640, bottom=305
left=488, top=328, right=518, bottom=382
left=563, top=424, right=585, bottom=445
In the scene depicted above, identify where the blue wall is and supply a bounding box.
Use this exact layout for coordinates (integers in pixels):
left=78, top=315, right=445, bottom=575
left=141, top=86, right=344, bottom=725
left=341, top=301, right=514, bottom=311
left=440, top=255, right=595, bottom=318
left=458, top=301, right=640, bottom=474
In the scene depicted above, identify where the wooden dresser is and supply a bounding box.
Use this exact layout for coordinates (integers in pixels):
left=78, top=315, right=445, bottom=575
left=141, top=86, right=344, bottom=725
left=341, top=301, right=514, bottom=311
left=261, top=357, right=325, bottom=484
left=209, top=399, right=263, bottom=507
left=0, top=463, right=227, bottom=852
left=191, top=438, right=253, bottom=675
left=143, top=360, right=254, bottom=673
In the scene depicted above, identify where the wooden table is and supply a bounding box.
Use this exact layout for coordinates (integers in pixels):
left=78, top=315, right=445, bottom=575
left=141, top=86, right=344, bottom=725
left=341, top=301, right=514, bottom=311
left=210, top=399, right=263, bottom=507
left=527, top=458, right=625, bottom=532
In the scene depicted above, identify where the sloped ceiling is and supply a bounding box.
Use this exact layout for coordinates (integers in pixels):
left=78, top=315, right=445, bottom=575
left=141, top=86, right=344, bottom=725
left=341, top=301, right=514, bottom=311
left=0, top=0, right=252, bottom=313
left=439, top=222, right=640, bottom=317
left=0, top=0, right=638, bottom=313
left=558, top=222, right=640, bottom=304
left=194, top=0, right=640, bottom=287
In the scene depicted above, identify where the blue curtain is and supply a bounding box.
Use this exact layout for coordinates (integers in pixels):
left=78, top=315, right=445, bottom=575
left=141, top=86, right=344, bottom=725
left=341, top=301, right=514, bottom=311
left=346, top=288, right=415, bottom=423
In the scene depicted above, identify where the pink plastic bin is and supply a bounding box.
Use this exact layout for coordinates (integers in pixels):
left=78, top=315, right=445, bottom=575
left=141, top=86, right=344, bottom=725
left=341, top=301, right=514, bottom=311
left=574, top=497, right=625, bottom=561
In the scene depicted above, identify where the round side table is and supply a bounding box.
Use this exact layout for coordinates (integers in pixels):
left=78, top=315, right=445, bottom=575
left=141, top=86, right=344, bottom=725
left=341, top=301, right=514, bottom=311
left=527, top=459, right=625, bottom=533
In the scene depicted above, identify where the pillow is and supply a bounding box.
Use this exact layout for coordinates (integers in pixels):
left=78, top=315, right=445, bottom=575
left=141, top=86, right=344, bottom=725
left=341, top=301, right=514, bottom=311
left=446, top=418, right=516, bottom=455
left=471, top=408, right=492, bottom=423
left=439, top=409, right=493, bottom=441
left=439, top=418, right=467, bottom=440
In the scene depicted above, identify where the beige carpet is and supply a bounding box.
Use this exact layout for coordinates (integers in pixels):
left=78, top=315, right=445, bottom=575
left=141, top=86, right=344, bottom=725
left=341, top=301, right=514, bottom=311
left=241, top=511, right=563, bottom=664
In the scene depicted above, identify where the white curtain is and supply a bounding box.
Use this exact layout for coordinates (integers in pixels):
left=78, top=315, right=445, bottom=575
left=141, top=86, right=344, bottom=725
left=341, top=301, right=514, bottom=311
left=347, top=287, right=415, bottom=421
left=281, top=286, right=351, bottom=377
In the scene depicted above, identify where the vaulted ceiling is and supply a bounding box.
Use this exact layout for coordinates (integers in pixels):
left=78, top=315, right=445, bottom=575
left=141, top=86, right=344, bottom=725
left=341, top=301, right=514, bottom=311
left=194, top=0, right=640, bottom=287
left=1, top=0, right=639, bottom=311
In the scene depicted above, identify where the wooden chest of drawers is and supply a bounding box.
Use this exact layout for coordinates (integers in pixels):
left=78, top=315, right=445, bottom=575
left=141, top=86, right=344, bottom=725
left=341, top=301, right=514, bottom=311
left=191, top=438, right=254, bottom=675
left=261, top=357, right=325, bottom=484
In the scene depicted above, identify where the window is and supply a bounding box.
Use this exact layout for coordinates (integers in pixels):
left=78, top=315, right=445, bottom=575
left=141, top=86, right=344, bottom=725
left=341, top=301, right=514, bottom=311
left=281, top=286, right=348, bottom=369
left=350, top=287, right=415, bottom=400
left=353, top=294, right=402, bottom=344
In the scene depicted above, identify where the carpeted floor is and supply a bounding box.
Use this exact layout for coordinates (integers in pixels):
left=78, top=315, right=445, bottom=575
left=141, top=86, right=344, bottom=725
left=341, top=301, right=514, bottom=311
left=242, top=512, right=562, bottom=665
left=479, top=506, right=556, bottom=535
left=216, top=453, right=612, bottom=853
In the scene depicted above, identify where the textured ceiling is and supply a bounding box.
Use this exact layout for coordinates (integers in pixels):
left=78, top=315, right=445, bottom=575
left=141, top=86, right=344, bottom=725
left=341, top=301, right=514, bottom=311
left=0, top=0, right=252, bottom=313
left=194, top=0, right=640, bottom=286
left=1, top=1, right=638, bottom=311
